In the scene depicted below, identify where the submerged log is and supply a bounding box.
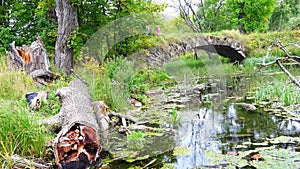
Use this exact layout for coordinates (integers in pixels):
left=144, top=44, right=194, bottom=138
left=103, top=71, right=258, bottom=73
left=8, top=36, right=59, bottom=85
left=52, top=80, right=101, bottom=169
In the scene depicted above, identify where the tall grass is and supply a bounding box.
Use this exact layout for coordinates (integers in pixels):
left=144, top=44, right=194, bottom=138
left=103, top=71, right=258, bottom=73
left=0, top=56, right=57, bottom=168
left=0, top=58, right=37, bottom=100
left=255, top=80, right=300, bottom=106
left=0, top=100, right=49, bottom=168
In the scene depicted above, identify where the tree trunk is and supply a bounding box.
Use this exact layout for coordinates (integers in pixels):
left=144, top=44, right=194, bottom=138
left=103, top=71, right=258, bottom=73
left=52, top=80, right=103, bottom=168
left=8, top=36, right=59, bottom=85
left=238, top=2, right=246, bottom=34
left=55, top=0, right=78, bottom=75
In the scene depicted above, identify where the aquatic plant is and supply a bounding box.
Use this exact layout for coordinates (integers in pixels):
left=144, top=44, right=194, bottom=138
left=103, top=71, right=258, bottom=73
left=254, top=80, right=300, bottom=106
left=127, top=131, right=146, bottom=150
left=204, top=146, right=300, bottom=169
left=170, top=108, right=180, bottom=124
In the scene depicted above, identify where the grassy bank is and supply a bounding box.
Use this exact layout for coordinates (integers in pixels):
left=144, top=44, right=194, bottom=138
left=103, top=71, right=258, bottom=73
left=208, top=30, right=300, bottom=58
left=0, top=56, right=68, bottom=167
left=0, top=57, right=47, bottom=167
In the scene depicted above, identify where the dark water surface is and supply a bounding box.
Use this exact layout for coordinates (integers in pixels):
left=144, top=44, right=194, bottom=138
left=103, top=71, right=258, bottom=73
left=173, top=104, right=300, bottom=168
left=107, top=74, right=300, bottom=168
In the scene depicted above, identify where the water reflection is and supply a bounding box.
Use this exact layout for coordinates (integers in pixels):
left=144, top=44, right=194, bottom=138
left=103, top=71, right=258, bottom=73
left=175, top=108, right=223, bottom=168
left=279, top=118, right=300, bottom=133
left=174, top=104, right=300, bottom=168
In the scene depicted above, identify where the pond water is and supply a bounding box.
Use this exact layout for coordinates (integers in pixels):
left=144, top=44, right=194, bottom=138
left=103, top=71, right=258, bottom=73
left=173, top=104, right=300, bottom=168
left=105, top=73, right=300, bottom=168
left=105, top=101, right=300, bottom=168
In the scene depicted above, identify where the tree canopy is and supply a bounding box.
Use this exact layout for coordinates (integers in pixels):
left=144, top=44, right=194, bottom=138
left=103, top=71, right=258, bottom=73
left=175, top=0, right=298, bottom=33
left=0, top=0, right=164, bottom=54
left=226, top=0, right=277, bottom=33
left=0, top=0, right=299, bottom=73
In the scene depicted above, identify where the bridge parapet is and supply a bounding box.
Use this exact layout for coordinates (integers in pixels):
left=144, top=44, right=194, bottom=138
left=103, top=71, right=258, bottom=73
left=143, top=35, right=246, bottom=68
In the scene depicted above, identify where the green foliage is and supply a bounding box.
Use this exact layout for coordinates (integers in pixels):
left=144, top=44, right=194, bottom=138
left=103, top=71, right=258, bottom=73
left=130, top=69, right=175, bottom=94
left=67, top=28, right=88, bottom=61
left=243, top=57, right=276, bottom=67
left=35, top=0, right=58, bottom=56
left=0, top=100, right=49, bottom=168
left=76, top=58, right=113, bottom=108
left=0, top=27, right=14, bottom=54
left=170, top=108, right=180, bottom=124
left=172, top=146, right=191, bottom=156
left=227, top=0, right=277, bottom=33
left=0, top=0, right=165, bottom=60
left=0, top=54, right=70, bottom=167
left=107, top=34, right=162, bottom=59
left=127, top=131, right=145, bottom=140
left=269, top=0, right=300, bottom=31
left=110, top=60, right=135, bottom=112
left=69, top=0, right=165, bottom=61
left=196, top=0, right=234, bottom=32
left=210, top=30, right=300, bottom=58
left=36, top=77, right=70, bottom=117
left=164, top=17, right=193, bottom=34
left=255, top=79, right=300, bottom=106
left=0, top=60, right=37, bottom=100
left=76, top=57, right=134, bottom=111
left=0, top=0, right=57, bottom=56
left=127, top=131, right=146, bottom=150
left=76, top=55, right=175, bottom=111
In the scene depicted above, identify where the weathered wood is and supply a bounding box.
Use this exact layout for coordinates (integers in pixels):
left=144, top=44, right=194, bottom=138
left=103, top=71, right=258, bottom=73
left=8, top=36, right=59, bottom=85
left=108, top=111, right=138, bottom=123
left=9, top=36, right=50, bottom=73
left=261, top=41, right=300, bottom=88
left=232, top=102, right=257, bottom=111
left=11, top=154, right=51, bottom=169
left=52, top=80, right=101, bottom=169
left=55, top=0, right=78, bottom=75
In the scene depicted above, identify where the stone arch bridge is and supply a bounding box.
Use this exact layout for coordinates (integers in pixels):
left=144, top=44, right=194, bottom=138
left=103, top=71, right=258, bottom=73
left=141, top=35, right=246, bottom=68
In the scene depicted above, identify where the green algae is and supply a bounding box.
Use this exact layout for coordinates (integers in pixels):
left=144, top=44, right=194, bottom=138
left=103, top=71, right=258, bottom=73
left=172, top=146, right=192, bottom=156
left=204, top=146, right=300, bottom=168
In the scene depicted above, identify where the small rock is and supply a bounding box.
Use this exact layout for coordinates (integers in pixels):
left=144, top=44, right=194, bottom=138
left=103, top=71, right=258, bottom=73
left=130, top=98, right=142, bottom=107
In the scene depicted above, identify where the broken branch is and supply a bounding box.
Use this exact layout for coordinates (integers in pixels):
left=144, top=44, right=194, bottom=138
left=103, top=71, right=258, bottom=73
left=276, top=60, right=300, bottom=88
left=108, top=112, right=138, bottom=123
left=261, top=41, right=300, bottom=88
left=11, top=154, right=50, bottom=169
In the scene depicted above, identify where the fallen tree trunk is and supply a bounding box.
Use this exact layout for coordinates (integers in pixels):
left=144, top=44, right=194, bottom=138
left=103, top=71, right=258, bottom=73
left=52, top=80, right=102, bottom=169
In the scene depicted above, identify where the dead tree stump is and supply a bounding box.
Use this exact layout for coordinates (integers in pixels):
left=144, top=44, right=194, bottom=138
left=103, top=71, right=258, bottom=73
left=52, top=80, right=102, bottom=169
left=8, top=36, right=59, bottom=85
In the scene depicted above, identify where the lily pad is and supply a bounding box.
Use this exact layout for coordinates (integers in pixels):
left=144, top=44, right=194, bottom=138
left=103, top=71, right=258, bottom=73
left=234, top=145, right=248, bottom=149
left=172, top=146, right=192, bottom=156
left=252, top=142, right=269, bottom=146
left=126, top=155, right=150, bottom=163
left=267, top=136, right=300, bottom=144
left=161, top=163, right=175, bottom=169
left=204, top=146, right=300, bottom=169
left=242, top=142, right=252, bottom=145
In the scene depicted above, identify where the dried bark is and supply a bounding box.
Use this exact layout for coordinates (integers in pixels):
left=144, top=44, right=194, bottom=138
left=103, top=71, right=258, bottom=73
left=52, top=80, right=102, bottom=168
left=9, top=37, right=50, bottom=73
left=55, top=0, right=78, bottom=75
left=8, top=36, right=59, bottom=85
